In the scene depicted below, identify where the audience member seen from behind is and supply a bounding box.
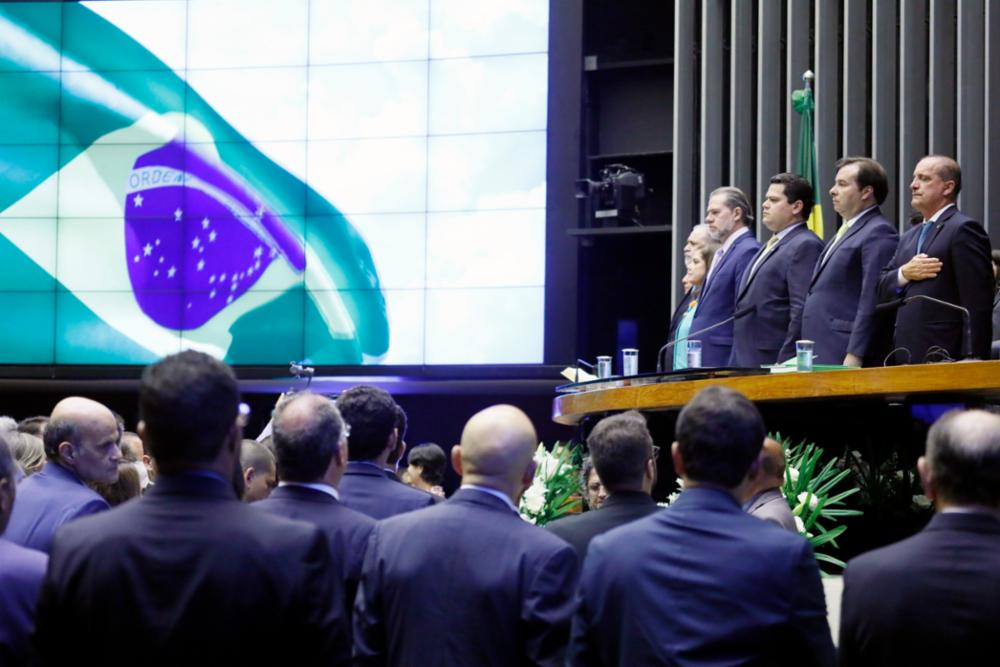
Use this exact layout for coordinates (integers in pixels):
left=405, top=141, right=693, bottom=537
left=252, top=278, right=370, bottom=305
left=354, top=405, right=578, bottom=667
left=254, top=392, right=376, bottom=624
left=9, top=431, right=45, bottom=478
left=4, top=397, right=120, bottom=554
left=16, top=416, right=48, bottom=439
left=403, top=443, right=447, bottom=497
left=742, top=437, right=797, bottom=532
left=991, top=249, right=1000, bottom=342
left=671, top=244, right=716, bottom=370
left=384, top=404, right=408, bottom=481
left=93, top=462, right=142, bottom=507
left=546, top=411, right=660, bottom=559
left=582, top=456, right=607, bottom=510
left=32, top=350, right=351, bottom=666
left=120, top=430, right=153, bottom=488
left=0, top=432, right=48, bottom=665
left=335, top=385, right=436, bottom=520
left=240, top=439, right=277, bottom=502
left=569, top=386, right=834, bottom=667
left=839, top=409, right=1000, bottom=666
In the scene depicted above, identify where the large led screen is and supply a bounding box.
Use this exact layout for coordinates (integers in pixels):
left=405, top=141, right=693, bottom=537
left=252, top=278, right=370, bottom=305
left=0, top=0, right=549, bottom=365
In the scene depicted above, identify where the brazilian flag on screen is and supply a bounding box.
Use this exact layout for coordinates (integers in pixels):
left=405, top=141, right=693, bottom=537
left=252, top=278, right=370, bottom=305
left=0, top=3, right=389, bottom=364
left=792, top=83, right=824, bottom=240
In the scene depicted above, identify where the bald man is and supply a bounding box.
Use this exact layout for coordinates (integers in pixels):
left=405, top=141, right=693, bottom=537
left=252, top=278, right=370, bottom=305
left=742, top=438, right=797, bottom=532
left=6, top=397, right=121, bottom=553
left=354, top=405, right=578, bottom=667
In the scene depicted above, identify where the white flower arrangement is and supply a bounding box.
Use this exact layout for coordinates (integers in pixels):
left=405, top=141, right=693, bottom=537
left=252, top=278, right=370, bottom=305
left=518, top=442, right=583, bottom=526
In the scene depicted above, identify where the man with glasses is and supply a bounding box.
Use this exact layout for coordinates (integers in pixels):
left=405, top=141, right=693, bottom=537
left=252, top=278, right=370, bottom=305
left=546, top=411, right=660, bottom=561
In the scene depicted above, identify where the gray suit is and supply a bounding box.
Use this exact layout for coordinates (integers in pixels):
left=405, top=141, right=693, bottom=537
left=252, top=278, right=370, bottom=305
left=744, top=487, right=797, bottom=532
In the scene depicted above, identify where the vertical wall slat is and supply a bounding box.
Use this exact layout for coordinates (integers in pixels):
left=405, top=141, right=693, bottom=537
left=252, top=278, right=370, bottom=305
left=899, top=0, right=929, bottom=227
left=987, top=0, right=1000, bottom=243
left=872, top=0, right=898, bottom=224
left=957, top=0, right=985, bottom=224
left=700, top=0, right=726, bottom=205
left=673, top=0, right=699, bottom=306
left=842, top=0, right=868, bottom=157
left=929, top=0, right=957, bottom=156
left=729, top=0, right=755, bottom=202
left=786, top=0, right=811, bottom=171
left=757, top=0, right=784, bottom=239
left=814, top=0, right=841, bottom=238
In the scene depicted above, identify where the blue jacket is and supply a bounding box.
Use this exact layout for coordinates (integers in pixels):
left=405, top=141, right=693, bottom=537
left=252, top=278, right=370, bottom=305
left=0, top=538, right=47, bottom=664
left=5, top=461, right=109, bottom=553
left=688, top=230, right=761, bottom=367
left=339, top=461, right=437, bottom=520
left=569, top=487, right=834, bottom=667
left=354, top=487, right=578, bottom=667
left=801, top=207, right=898, bottom=365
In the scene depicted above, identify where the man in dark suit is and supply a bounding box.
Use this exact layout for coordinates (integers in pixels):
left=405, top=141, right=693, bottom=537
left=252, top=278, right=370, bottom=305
left=546, top=411, right=659, bottom=559
left=354, top=404, right=578, bottom=667
left=239, top=439, right=276, bottom=502
left=5, top=397, right=121, bottom=553
left=839, top=409, right=1000, bottom=666
left=337, top=385, right=436, bottom=519
left=742, top=437, right=797, bottom=532
left=0, top=433, right=47, bottom=664
left=877, top=155, right=994, bottom=362
left=732, top=173, right=825, bottom=367
left=254, top=391, right=376, bottom=620
left=33, top=351, right=351, bottom=666
left=569, top=386, right=834, bottom=667
left=801, top=158, right=899, bottom=366
left=688, top=187, right=762, bottom=366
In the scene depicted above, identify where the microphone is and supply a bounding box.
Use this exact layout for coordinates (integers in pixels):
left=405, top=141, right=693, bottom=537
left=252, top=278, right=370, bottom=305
left=656, top=305, right=756, bottom=372
left=874, top=294, right=974, bottom=359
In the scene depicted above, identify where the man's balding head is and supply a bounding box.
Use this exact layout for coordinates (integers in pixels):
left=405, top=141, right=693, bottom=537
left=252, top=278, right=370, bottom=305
left=454, top=405, right=537, bottom=501
left=45, top=397, right=121, bottom=484
left=272, top=392, right=347, bottom=485
left=920, top=410, right=1000, bottom=509
left=760, top=438, right=786, bottom=483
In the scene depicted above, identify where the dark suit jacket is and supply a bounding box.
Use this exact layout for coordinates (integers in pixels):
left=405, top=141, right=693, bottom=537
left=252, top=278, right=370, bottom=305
left=354, top=487, right=578, bottom=667
left=801, top=207, right=899, bottom=365
left=876, top=205, right=993, bottom=362
left=0, top=538, right=47, bottom=665
left=568, top=487, right=834, bottom=667
left=839, top=512, right=1000, bottom=666
left=731, top=224, right=825, bottom=367
left=339, top=461, right=437, bottom=520
left=33, top=473, right=351, bottom=666
left=743, top=487, right=798, bottom=532
left=546, top=491, right=659, bottom=560
left=5, top=461, right=109, bottom=554
left=688, top=230, right=762, bottom=367
left=254, top=483, right=375, bottom=619
left=992, top=291, right=1000, bottom=341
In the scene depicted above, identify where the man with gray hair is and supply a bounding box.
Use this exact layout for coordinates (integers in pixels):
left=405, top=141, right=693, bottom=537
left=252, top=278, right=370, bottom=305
left=5, top=397, right=121, bottom=553
left=840, top=409, right=1000, bottom=665
left=0, top=432, right=48, bottom=664
left=546, top=411, right=659, bottom=559
left=688, top=187, right=762, bottom=367
left=254, top=391, right=375, bottom=619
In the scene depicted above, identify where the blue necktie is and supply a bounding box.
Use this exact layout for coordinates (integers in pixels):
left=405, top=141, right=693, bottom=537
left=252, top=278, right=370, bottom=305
left=916, top=221, right=931, bottom=254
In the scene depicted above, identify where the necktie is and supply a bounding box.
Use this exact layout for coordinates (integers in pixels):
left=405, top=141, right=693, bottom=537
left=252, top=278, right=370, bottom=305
left=704, top=247, right=725, bottom=286
left=821, top=222, right=850, bottom=264
left=916, top=221, right=932, bottom=254
left=747, top=235, right=779, bottom=282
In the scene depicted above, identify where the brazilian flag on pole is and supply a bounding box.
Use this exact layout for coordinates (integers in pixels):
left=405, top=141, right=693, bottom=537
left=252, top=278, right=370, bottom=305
left=792, top=73, right=824, bottom=239
left=0, top=3, right=390, bottom=365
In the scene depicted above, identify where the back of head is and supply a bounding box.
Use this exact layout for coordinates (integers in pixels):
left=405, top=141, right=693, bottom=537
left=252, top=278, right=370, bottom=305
left=759, top=438, right=786, bottom=483
left=587, top=411, right=653, bottom=492
left=119, top=431, right=144, bottom=463
left=272, top=392, right=345, bottom=483
left=93, top=463, right=142, bottom=507
left=408, top=443, right=447, bottom=485
left=459, top=405, right=537, bottom=488
left=676, top=386, right=765, bottom=488
left=0, top=432, right=14, bottom=531
left=335, top=385, right=397, bottom=461
left=17, top=415, right=49, bottom=438
left=926, top=410, right=1000, bottom=508
left=139, top=350, right=239, bottom=470
left=9, top=431, right=45, bottom=476
left=0, top=431, right=15, bottom=486
left=240, top=440, right=275, bottom=475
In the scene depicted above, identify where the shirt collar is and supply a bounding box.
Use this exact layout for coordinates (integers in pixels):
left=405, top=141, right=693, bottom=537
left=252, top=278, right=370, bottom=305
left=941, top=505, right=1000, bottom=519
left=925, top=202, right=956, bottom=223
left=772, top=220, right=806, bottom=242
left=459, top=484, right=518, bottom=513
left=279, top=481, right=340, bottom=500
left=719, top=225, right=750, bottom=253
left=845, top=205, right=877, bottom=228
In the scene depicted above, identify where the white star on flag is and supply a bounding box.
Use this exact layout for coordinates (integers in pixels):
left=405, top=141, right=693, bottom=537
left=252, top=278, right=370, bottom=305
left=143, top=243, right=153, bottom=256
left=192, top=236, right=200, bottom=249
left=197, top=259, right=205, bottom=271
left=174, top=208, right=183, bottom=221
left=202, top=218, right=210, bottom=229
left=209, top=231, right=217, bottom=242
left=167, top=266, right=176, bottom=279
left=133, top=193, right=143, bottom=207
left=254, top=246, right=263, bottom=258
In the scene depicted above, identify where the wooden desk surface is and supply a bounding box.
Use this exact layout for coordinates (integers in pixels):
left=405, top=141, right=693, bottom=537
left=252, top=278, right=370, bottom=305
left=552, top=360, right=1000, bottom=425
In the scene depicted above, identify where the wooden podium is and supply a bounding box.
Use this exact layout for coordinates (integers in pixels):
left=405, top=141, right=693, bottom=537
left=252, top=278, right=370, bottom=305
left=553, top=360, right=1000, bottom=425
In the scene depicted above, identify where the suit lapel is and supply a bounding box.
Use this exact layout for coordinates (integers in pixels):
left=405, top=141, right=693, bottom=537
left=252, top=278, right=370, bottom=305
left=700, top=231, right=746, bottom=302
left=738, top=225, right=804, bottom=300
left=917, top=206, right=955, bottom=256
left=810, top=207, right=880, bottom=286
